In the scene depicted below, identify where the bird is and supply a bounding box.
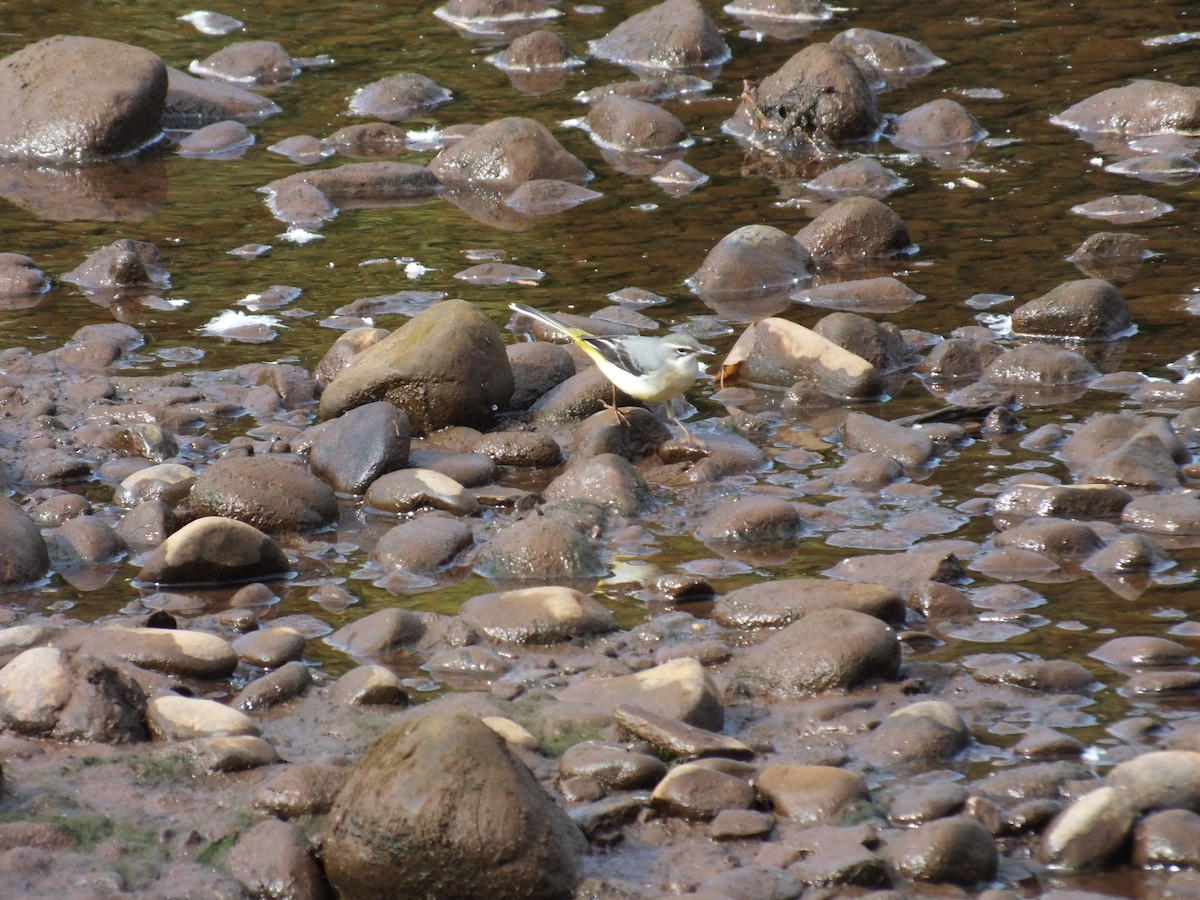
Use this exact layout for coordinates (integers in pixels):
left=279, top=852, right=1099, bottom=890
left=508, top=302, right=711, bottom=440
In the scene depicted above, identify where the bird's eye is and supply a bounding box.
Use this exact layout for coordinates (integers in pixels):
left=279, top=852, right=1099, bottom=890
left=676, top=346, right=693, bottom=355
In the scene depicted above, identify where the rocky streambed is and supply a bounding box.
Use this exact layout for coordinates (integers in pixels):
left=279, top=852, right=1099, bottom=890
left=4, top=1, right=1200, bottom=899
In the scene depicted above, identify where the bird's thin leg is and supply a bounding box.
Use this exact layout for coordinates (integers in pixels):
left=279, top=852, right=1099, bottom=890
left=604, top=384, right=629, bottom=427
left=669, top=406, right=694, bottom=443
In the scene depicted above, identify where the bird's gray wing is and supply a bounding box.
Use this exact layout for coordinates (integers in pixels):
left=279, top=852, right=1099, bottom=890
left=583, top=335, right=650, bottom=376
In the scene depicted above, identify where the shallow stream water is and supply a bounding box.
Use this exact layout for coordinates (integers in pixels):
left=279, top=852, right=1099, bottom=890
left=6, top=0, right=1200, bottom=836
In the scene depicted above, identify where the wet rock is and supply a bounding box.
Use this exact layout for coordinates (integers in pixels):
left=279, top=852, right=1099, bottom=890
left=116, top=500, right=176, bottom=550
left=888, top=98, right=986, bottom=150
left=372, top=513, right=474, bottom=574
left=135, top=516, right=290, bottom=586
left=585, top=95, right=688, bottom=152
left=1092, top=635, right=1192, bottom=668
left=1108, top=751, right=1200, bottom=813
left=722, top=316, right=883, bottom=398
left=826, top=545, right=966, bottom=596
left=737, top=607, right=900, bottom=696
left=62, top=238, right=170, bottom=292
left=796, top=197, right=912, bottom=265
left=885, top=816, right=998, bottom=884
left=651, top=763, right=756, bottom=820
left=972, top=658, right=1096, bottom=693
left=474, top=516, right=605, bottom=580
left=1011, top=279, right=1131, bottom=341
left=992, top=518, right=1104, bottom=563
left=228, top=818, right=329, bottom=900
left=429, top=117, right=589, bottom=189
left=1084, top=533, right=1171, bottom=573
left=918, top=337, right=1005, bottom=380
left=804, top=157, right=908, bottom=199
left=164, top=66, right=281, bottom=126
left=696, top=495, right=805, bottom=545
left=235, top=661, right=312, bottom=711
left=793, top=276, right=922, bottom=314
left=828, top=452, right=904, bottom=488
left=710, top=809, right=776, bottom=840
left=80, top=625, right=238, bottom=679
left=309, top=400, right=411, bottom=494
left=992, top=483, right=1132, bottom=520
left=1061, top=413, right=1185, bottom=470
left=231, top=627, right=305, bottom=669
left=407, top=448, right=496, bottom=488
left=816, top=313, right=910, bottom=373
left=491, top=30, right=581, bottom=72
left=324, top=122, right=408, bottom=157
left=1040, top=785, right=1136, bottom=872
left=262, top=161, right=441, bottom=226
left=147, top=694, right=259, bottom=740
left=1070, top=231, right=1148, bottom=280
left=713, top=577, right=903, bottom=629
left=322, top=710, right=585, bottom=900
left=348, top=73, right=451, bottom=120
left=328, top=665, right=410, bottom=706
left=1132, top=808, right=1200, bottom=868
left=1122, top=493, right=1200, bottom=535
left=544, top=453, right=651, bottom=515
left=190, top=40, right=298, bottom=86
left=729, top=43, right=880, bottom=148
left=365, top=468, right=480, bottom=516
left=1015, top=726, right=1085, bottom=760
left=0, top=254, right=48, bottom=295
left=327, top=608, right=425, bottom=658
left=0, top=36, right=166, bottom=161
left=0, top=647, right=146, bottom=743
left=689, top=224, right=811, bottom=304
left=888, top=782, right=968, bottom=825
left=555, top=657, right=723, bottom=730
left=505, top=179, right=601, bottom=214
left=1052, top=79, right=1200, bottom=136
left=589, top=0, right=730, bottom=71
left=253, top=762, right=350, bottom=819
left=841, top=411, right=935, bottom=467
left=614, top=704, right=753, bottom=760
left=182, top=734, right=279, bottom=773
left=461, top=586, right=614, bottom=644
left=857, top=701, right=970, bottom=771
left=45, top=515, right=125, bottom=569
left=114, top=465, right=196, bottom=508
left=176, top=120, right=252, bottom=157
left=190, top=455, right=337, bottom=533
left=473, top=431, right=562, bottom=468
left=830, top=27, right=946, bottom=78
left=982, top=343, right=1099, bottom=387
left=507, top=340, right=575, bottom=409
left=0, top=496, right=49, bottom=587
left=755, top=764, right=868, bottom=824
left=1085, top=431, right=1183, bottom=490
left=319, top=299, right=514, bottom=435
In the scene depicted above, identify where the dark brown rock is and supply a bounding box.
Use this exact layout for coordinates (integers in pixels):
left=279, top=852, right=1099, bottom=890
left=737, top=607, right=900, bottom=696
left=319, top=299, right=514, bottom=435
left=429, top=117, right=589, bottom=189
left=1011, top=279, right=1131, bottom=341
left=228, top=819, right=330, bottom=900
left=190, top=455, right=337, bottom=534
left=589, top=0, right=730, bottom=71
left=796, top=197, right=912, bottom=265
left=689, top=224, right=811, bottom=303
left=0, top=36, right=167, bottom=161
left=309, top=400, right=411, bottom=494
left=885, top=816, right=998, bottom=884
left=322, top=710, right=585, bottom=900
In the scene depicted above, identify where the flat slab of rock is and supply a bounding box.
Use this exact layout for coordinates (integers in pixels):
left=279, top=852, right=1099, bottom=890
left=147, top=694, right=259, bottom=740
left=614, top=703, right=753, bottom=761
left=459, top=586, right=616, bottom=644
left=554, top=657, right=723, bottom=730
left=713, top=577, right=904, bottom=629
